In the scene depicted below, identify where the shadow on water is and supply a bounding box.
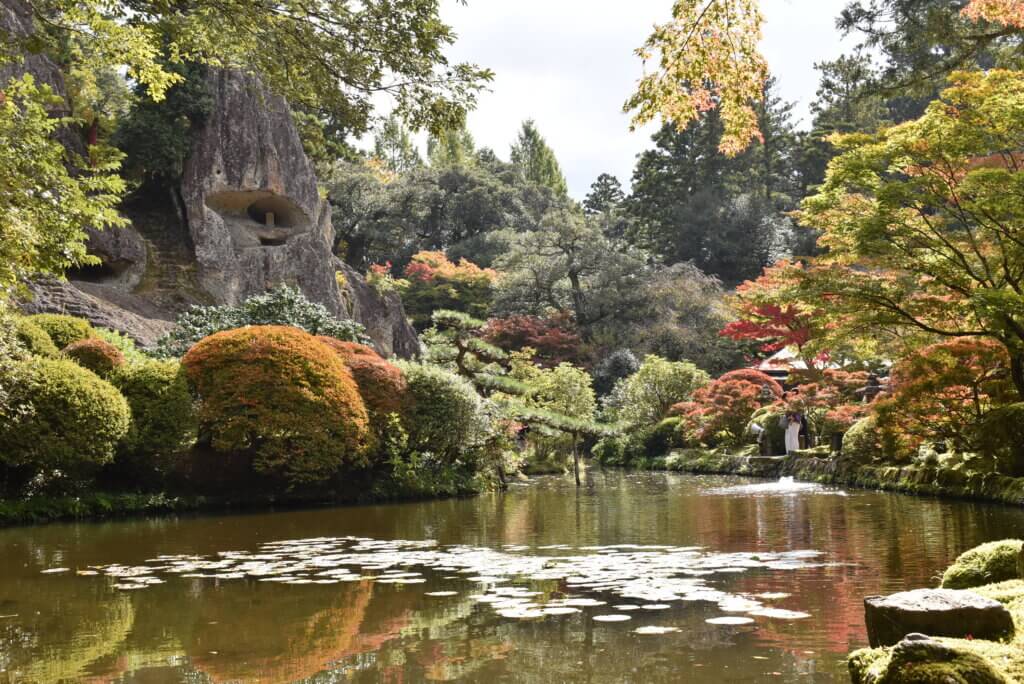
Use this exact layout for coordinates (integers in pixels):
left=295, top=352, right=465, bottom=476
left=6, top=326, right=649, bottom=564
left=1, top=470, right=1022, bottom=683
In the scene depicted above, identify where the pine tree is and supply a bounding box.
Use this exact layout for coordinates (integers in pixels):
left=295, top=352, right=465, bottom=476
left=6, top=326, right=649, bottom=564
left=583, top=173, right=625, bottom=215
left=510, top=119, right=568, bottom=196
left=427, top=125, right=476, bottom=168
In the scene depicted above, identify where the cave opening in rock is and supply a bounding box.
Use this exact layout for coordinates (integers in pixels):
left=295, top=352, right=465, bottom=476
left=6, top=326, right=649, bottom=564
left=259, top=236, right=288, bottom=247
left=65, top=260, right=126, bottom=284
left=205, top=191, right=311, bottom=248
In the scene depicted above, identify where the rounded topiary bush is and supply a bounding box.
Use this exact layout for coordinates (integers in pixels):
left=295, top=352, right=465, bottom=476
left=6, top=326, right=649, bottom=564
left=842, top=416, right=879, bottom=463
left=940, top=539, right=1024, bottom=589
left=27, top=314, right=95, bottom=349
left=14, top=317, right=59, bottom=357
left=110, top=359, right=198, bottom=468
left=62, top=338, right=126, bottom=378
left=749, top=406, right=786, bottom=454
left=396, top=361, right=485, bottom=463
left=182, top=325, right=370, bottom=486
left=0, top=358, right=130, bottom=481
left=315, top=337, right=407, bottom=417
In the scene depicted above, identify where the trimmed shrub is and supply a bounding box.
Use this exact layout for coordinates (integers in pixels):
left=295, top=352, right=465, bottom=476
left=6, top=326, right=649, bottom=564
left=316, top=337, right=407, bottom=417
left=941, top=540, right=1024, bottom=589
left=592, top=349, right=640, bottom=396
left=842, top=416, right=879, bottom=463
left=62, top=338, right=126, bottom=378
left=110, top=359, right=198, bottom=469
left=27, top=314, right=94, bottom=349
left=14, top=317, right=59, bottom=357
left=0, top=358, right=130, bottom=483
left=396, top=361, right=485, bottom=464
left=749, top=406, right=787, bottom=454
left=182, top=326, right=370, bottom=486
left=94, top=328, right=149, bottom=364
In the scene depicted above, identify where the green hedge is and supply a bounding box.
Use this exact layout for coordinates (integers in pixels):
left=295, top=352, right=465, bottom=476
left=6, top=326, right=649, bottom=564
left=27, top=314, right=94, bottom=349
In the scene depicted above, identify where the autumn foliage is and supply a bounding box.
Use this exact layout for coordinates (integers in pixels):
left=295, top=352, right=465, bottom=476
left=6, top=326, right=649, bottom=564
left=315, top=337, right=407, bottom=417
left=873, top=338, right=1015, bottom=457
left=182, top=326, right=370, bottom=486
left=483, top=311, right=583, bottom=366
left=62, top=338, right=127, bottom=378
left=673, top=369, right=781, bottom=447
left=399, top=251, right=498, bottom=329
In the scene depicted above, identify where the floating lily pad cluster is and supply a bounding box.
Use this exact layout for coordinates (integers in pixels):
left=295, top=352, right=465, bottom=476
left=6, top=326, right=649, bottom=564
left=46, top=537, right=817, bottom=629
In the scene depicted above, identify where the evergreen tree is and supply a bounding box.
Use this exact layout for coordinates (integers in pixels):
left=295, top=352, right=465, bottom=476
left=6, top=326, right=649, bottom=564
left=583, top=174, right=625, bottom=215
left=427, top=125, right=476, bottom=168
left=510, top=120, right=568, bottom=196
left=373, top=115, right=422, bottom=173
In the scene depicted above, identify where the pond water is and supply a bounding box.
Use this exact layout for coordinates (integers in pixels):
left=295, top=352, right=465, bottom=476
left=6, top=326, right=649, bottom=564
left=2, top=471, right=1024, bottom=683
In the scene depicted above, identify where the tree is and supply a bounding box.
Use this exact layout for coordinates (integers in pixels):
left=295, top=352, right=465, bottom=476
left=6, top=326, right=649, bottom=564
left=603, top=355, right=710, bottom=428
left=626, top=0, right=1020, bottom=155
left=428, top=124, right=476, bottom=168
left=0, top=74, right=125, bottom=297
left=624, top=0, right=768, bottom=155
left=797, top=69, right=1024, bottom=399
left=3, top=0, right=493, bottom=143
left=583, top=174, right=626, bottom=214
left=510, top=120, right=568, bottom=196
left=493, top=207, right=652, bottom=336
left=373, top=115, right=423, bottom=173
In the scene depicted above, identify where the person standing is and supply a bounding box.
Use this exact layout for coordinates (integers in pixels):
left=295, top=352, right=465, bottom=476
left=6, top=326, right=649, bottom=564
left=784, top=413, right=802, bottom=454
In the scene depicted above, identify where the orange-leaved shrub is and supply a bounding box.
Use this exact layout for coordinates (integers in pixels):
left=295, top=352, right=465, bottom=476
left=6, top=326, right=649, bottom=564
left=62, top=338, right=126, bottom=378
left=182, top=325, right=370, bottom=486
left=315, top=337, right=407, bottom=417
left=672, top=369, right=781, bottom=447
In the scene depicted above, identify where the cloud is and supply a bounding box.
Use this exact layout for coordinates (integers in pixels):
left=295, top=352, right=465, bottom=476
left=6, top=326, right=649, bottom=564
left=407, top=0, right=857, bottom=199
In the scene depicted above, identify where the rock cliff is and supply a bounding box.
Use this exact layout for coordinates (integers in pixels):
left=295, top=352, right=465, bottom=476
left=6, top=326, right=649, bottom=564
left=3, top=10, right=417, bottom=356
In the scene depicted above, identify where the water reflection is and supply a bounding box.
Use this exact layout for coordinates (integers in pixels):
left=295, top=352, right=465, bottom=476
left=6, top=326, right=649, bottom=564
left=1, top=471, right=1023, bottom=683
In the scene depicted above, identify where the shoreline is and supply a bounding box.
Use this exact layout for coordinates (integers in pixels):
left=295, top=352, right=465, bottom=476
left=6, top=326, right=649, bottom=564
left=643, top=448, right=1024, bottom=507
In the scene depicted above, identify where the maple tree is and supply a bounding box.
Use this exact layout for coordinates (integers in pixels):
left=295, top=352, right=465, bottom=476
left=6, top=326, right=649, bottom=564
left=721, top=261, right=820, bottom=368
left=798, top=69, right=1024, bottom=398
left=483, top=312, right=583, bottom=366
left=627, top=0, right=1023, bottom=154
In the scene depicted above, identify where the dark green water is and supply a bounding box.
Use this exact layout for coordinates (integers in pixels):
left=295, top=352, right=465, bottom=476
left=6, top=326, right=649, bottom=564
left=1, top=471, right=1023, bottom=683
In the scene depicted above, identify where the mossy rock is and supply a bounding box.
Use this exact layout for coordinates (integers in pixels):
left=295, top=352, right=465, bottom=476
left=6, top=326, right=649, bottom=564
left=941, top=540, right=1024, bottom=590
left=849, top=637, right=1010, bottom=684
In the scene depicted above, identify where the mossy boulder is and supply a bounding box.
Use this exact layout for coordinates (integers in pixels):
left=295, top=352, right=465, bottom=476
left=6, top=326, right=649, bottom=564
left=849, top=634, right=1010, bottom=684
left=941, top=540, right=1024, bottom=590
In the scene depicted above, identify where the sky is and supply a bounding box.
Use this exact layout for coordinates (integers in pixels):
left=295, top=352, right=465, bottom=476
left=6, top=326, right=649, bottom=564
left=430, top=0, right=857, bottom=199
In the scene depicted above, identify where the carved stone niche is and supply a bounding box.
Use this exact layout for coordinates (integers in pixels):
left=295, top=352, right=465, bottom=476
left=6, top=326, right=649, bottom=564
left=204, top=190, right=312, bottom=249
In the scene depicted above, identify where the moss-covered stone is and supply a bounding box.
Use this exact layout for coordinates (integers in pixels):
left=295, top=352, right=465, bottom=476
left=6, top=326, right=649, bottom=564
left=941, top=540, right=1024, bottom=590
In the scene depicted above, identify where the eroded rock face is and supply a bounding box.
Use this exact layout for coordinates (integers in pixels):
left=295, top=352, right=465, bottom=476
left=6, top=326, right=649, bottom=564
left=864, top=588, right=1014, bottom=647
left=180, top=69, right=344, bottom=315
left=335, top=260, right=419, bottom=358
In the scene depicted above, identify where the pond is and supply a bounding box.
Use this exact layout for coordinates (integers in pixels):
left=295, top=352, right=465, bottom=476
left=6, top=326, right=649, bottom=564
left=2, top=471, right=1023, bottom=683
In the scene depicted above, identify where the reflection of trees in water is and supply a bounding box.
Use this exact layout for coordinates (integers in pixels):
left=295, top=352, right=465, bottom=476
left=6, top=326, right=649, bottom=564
left=3, top=473, right=1024, bottom=682
left=0, top=579, right=134, bottom=684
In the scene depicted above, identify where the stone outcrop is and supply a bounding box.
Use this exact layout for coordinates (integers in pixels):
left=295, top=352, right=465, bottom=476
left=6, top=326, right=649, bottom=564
left=335, top=260, right=419, bottom=358
left=4, top=26, right=417, bottom=356
left=180, top=69, right=345, bottom=315
left=863, top=588, right=1014, bottom=647
left=19, top=279, right=174, bottom=347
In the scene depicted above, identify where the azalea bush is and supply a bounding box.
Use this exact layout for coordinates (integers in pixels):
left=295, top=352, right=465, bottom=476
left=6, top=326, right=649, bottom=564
left=27, top=314, right=95, bottom=350
left=182, top=325, right=371, bottom=488
left=62, top=338, right=126, bottom=378
left=0, top=358, right=131, bottom=494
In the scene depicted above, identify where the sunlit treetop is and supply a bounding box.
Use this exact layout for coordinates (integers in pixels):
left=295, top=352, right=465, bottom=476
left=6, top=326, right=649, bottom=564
left=625, top=0, right=768, bottom=156
left=627, top=0, right=1024, bottom=155
left=963, top=0, right=1024, bottom=28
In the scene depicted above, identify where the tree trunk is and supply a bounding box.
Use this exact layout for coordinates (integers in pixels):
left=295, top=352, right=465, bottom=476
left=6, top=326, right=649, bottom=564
left=572, top=434, right=581, bottom=487
left=1012, top=352, right=1024, bottom=401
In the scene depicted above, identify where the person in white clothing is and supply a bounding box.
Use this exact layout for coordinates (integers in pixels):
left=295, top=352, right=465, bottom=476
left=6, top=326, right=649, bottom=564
left=783, top=413, right=802, bottom=454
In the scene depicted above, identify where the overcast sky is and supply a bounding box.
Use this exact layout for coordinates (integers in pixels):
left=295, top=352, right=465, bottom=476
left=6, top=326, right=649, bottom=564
left=429, top=0, right=856, bottom=199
